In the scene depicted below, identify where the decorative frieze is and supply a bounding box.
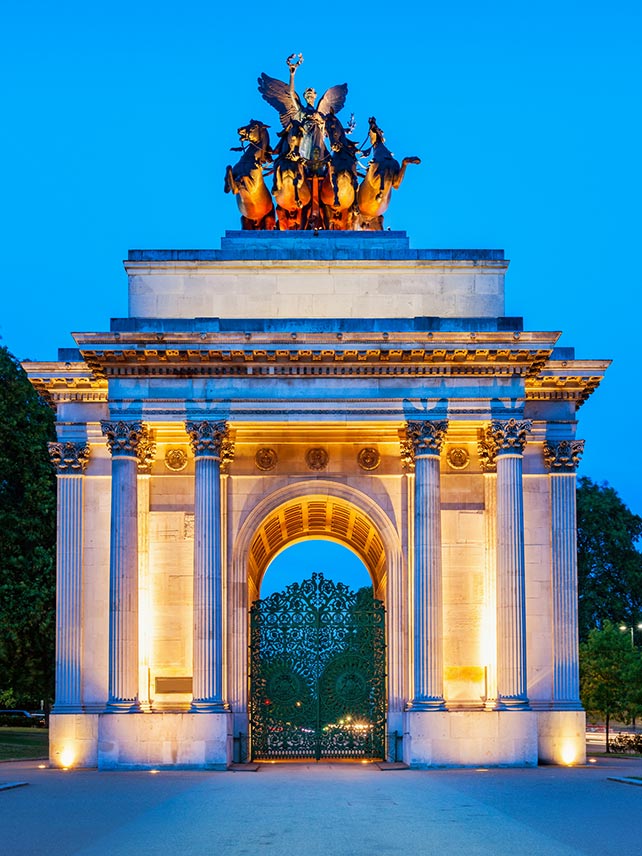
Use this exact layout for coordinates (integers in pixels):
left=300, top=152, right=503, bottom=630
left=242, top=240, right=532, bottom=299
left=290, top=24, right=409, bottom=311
left=543, top=439, right=585, bottom=471
left=48, top=441, right=90, bottom=474
left=488, top=418, right=532, bottom=454
left=357, top=447, right=380, bottom=471
left=101, top=420, right=145, bottom=457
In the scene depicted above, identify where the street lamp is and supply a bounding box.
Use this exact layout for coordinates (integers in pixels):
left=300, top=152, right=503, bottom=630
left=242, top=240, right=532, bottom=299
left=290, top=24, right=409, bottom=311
left=619, top=623, right=642, bottom=648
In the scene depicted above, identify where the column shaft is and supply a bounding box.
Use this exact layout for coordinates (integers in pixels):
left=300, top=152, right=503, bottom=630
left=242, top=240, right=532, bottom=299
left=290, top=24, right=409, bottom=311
left=54, top=475, right=84, bottom=711
left=192, top=454, right=225, bottom=708
left=107, top=452, right=140, bottom=709
left=496, top=452, right=528, bottom=707
left=186, top=419, right=232, bottom=713
left=413, top=451, right=446, bottom=706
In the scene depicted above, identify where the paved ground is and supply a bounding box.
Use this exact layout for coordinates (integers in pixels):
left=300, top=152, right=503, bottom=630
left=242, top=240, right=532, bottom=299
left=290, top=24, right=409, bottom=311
left=1, top=756, right=641, bottom=855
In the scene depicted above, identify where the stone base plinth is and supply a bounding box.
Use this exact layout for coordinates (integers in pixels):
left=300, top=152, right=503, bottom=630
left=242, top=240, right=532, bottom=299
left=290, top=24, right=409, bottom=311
left=536, top=710, right=586, bottom=765
left=404, top=709, right=538, bottom=768
left=97, top=712, right=232, bottom=770
left=49, top=713, right=99, bottom=769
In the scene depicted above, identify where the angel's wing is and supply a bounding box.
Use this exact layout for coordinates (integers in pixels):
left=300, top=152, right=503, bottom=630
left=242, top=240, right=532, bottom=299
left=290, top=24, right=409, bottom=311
left=317, top=83, right=348, bottom=117
left=257, top=73, right=301, bottom=129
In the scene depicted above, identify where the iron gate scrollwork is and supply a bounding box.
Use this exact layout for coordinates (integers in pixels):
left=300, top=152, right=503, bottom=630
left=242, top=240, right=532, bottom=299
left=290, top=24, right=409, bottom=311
left=249, top=573, right=386, bottom=761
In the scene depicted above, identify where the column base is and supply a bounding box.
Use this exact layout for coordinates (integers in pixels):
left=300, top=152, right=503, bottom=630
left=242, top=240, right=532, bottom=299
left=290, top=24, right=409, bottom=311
left=495, top=696, right=530, bottom=711
left=190, top=700, right=230, bottom=713
left=104, top=700, right=141, bottom=713
left=52, top=703, right=85, bottom=714
left=406, top=698, right=447, bottom=711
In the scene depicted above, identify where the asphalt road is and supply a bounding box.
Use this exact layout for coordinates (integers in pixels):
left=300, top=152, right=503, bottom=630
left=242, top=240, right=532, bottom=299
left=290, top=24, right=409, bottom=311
left=1, top=755, right=641, bottom=856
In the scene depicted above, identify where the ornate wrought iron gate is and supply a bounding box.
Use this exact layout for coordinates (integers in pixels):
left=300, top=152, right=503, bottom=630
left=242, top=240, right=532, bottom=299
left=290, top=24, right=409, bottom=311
left=249, top=573, right=386, bottom=761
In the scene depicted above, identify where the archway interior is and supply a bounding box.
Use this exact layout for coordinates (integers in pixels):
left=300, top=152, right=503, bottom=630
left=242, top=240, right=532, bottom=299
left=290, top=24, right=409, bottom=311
left=248, top=494, right=387, bottom=601
left=260, top=539, right=372, bottom=598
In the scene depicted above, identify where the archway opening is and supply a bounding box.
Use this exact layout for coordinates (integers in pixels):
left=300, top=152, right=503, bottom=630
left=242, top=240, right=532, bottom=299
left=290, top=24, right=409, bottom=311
left=260, top=539, right=372, bottom=598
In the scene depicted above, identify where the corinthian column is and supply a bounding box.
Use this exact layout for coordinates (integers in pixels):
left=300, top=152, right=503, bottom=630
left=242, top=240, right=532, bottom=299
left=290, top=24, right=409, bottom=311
left=185, top=420, right=234, bottom=712
left=544, top=438, right=585, bottom=708
left=101, top=421, right=145, bottom=712
left=405, top=420, right=448, bottom=709
left=48, top=441, right=90, bottom=712
left=488, top=418, right=531, bottom=710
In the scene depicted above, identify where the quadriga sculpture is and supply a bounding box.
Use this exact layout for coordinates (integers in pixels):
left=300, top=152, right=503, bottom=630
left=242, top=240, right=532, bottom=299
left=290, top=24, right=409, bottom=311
left=224, top=120, right=275, bottom=230
left=356, top=117, right=420, bottom=230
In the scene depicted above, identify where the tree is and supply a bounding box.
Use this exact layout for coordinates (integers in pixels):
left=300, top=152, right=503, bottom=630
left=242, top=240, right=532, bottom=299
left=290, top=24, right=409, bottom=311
left=576, top=476, right=642, bottom=642
left=0, top=346, right=56, bottom=707
left=580, top=621, right=638, bottom=751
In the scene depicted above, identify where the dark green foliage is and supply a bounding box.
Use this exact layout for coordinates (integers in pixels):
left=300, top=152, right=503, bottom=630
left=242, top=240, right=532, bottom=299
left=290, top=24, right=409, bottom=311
left=577, top=476, right=642, bottom=641
left=579, top=621, right=639, bottom=751
left=610, top=732, right=642, bottom=754
left=0, top=346, right=56, bottom=706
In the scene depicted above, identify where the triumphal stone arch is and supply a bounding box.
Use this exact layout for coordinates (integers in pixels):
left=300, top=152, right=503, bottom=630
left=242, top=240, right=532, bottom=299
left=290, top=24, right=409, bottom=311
left=24, top=58, right=609, bottom=768
left=25, top=229, right=609, bottom=769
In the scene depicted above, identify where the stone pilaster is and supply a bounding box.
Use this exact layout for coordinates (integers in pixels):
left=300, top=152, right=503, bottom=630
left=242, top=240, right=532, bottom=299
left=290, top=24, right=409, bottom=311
left=488, top=418, right=531, bottom=710
left=544, top=438, right=585, bottom=708
left=478, top=432, right=498, bottom=708
left=136, top=429, right=156, bottom=710
left=101, top=420, right=145, bottom=712
left=185, top=420, right=234, bottom=711
left=48, top=442, right=90, bottom=712
left=405, top=419, right=448, bottom=709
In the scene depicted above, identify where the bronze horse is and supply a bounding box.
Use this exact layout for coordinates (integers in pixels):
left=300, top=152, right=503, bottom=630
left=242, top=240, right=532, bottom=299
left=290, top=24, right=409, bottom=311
left=224, top=120, right=275, bottom=230
left=356, top=117, right=420, bottom=230
left=272, top=120, right=311, bottom=230
left=320, top=113, right=359, bottom=230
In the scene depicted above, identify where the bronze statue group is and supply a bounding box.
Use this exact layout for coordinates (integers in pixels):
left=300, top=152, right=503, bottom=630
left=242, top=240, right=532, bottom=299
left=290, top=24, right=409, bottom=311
left=224, top=54, right=420, bottom=231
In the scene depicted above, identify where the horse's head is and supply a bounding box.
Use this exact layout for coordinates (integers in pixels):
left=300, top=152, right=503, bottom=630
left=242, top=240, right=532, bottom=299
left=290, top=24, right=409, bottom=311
left=368, top=116, right=385, bottom=146
left=238, top=119, right=272, bottom=164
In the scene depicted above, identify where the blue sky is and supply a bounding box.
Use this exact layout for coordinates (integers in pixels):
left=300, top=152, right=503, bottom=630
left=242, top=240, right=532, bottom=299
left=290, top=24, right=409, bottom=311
left=1, top=1, right=640, bottom=520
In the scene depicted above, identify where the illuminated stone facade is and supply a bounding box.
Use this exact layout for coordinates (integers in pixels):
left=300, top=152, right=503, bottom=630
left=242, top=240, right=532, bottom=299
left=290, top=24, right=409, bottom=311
left=25, top=231, right=609, bottom=769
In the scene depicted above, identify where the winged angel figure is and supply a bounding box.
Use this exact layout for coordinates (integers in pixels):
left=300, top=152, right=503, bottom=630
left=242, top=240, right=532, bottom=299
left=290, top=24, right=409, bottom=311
left=258, top=53, right=348, bottom=165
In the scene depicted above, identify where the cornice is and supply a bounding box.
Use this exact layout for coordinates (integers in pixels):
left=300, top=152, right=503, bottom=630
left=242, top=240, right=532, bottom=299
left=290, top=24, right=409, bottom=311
left=124, top=258, right=509, bottom=275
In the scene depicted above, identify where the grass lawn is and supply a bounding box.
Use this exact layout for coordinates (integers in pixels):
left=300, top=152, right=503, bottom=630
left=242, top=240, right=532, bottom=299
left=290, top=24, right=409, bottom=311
left=0, top=727, right=48, bottom=761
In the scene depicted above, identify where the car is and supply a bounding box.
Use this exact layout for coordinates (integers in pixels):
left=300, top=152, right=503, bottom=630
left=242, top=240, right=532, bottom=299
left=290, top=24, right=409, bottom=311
left=0, top=709, right=43, bottom=727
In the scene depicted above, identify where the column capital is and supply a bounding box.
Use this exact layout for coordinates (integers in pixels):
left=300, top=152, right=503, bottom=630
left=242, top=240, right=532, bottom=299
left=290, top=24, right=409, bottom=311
left=48, top=441, right=90, bottom=474
left=136, top=427, right=157, bottom=474
left=488, top=418, right=532, bottom=455
left=405, top=420, right=448, bottom=461
left=543, top=439, right=585, bottom=472
left=185, top=420, right=234, bottom=464
left=101, top=420, right=145, bottom=457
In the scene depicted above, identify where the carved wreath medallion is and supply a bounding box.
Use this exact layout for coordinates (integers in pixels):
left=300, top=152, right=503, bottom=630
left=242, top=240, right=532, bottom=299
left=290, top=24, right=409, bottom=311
left=446, top=447, right=470, bottom=470
left=357, top=447, right=380, bottom=471
left=255, top=447, right=278, bottom=471
left=165, top=448, right=189, bottom=472
left=305, top=447, right=329, bottom=471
